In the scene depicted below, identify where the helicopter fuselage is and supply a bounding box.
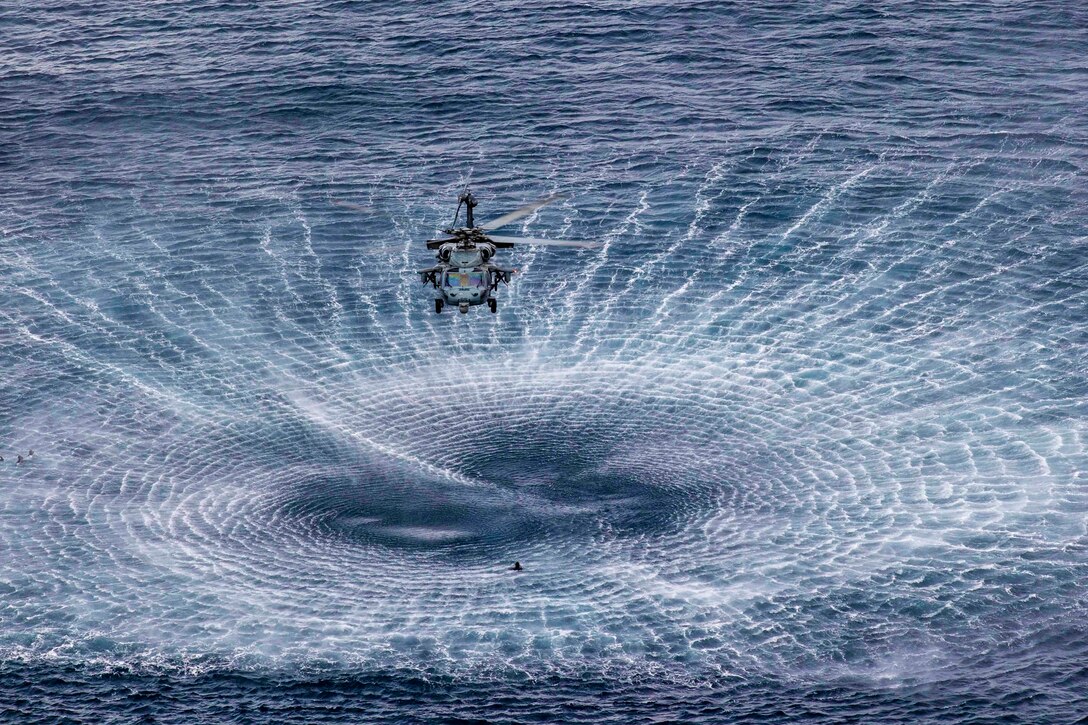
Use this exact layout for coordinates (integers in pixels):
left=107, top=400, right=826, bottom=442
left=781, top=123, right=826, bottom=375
left=418, top=237, right=514, bottom=314
left=415, top=192, right=595, bottom=314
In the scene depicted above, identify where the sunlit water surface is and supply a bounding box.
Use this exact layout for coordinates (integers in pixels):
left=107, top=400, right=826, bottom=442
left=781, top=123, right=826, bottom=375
left=1, top=1, right=1087, bottom=722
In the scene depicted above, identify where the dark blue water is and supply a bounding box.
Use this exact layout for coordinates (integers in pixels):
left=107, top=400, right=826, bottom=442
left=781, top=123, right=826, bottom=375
left=2, top=1, right=1087, bottom=722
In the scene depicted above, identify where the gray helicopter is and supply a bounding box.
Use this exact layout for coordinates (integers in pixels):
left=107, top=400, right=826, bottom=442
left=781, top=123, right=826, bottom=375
left=418, top=191, right=599, bottom=314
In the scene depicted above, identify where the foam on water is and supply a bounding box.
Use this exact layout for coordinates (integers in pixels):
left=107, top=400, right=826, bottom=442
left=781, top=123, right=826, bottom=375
left=1, top=0, right=1087, bottom=721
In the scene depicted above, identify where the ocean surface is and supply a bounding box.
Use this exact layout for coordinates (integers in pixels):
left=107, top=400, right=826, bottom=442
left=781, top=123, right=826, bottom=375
left=2, top=1, right=1087, bottom=722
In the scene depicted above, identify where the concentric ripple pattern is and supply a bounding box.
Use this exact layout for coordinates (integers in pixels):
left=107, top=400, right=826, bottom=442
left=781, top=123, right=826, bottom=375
left=1, top=1, right=1087, bottom=722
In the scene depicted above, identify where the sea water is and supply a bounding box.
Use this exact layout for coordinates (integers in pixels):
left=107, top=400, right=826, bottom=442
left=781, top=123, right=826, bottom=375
left=1, top=1, right=1086, bottom=722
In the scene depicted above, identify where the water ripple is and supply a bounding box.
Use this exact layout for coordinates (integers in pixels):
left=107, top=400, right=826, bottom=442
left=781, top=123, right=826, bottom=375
left=2, top=0, right=1087, bottom=722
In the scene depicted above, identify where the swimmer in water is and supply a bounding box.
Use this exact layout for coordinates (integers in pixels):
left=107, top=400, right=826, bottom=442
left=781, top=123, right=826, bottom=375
left=16, top=455, right=23, bottom=464
left=510, top=561, right=523, bottom=571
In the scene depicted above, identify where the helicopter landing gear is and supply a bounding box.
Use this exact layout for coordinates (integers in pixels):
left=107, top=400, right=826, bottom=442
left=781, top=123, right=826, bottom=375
left=488, top=299, right=497, bottom=313
left=435, top=298, right=444, bottom=314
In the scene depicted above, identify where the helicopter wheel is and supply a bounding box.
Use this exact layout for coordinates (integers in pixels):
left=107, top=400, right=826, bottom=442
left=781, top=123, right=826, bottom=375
left=435, top=298, right=443, bottom=314
left=489, top=299, right=497, bottom=313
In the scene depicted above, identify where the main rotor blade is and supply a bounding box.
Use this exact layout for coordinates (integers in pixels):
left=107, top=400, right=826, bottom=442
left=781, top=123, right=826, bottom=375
left=486, top=234, right=601, bottom=248
left=331, top=199, right=373, bottom=213
left=480, top=193, right=568, bottom=231
left=426, top=237, right=458, bottom=249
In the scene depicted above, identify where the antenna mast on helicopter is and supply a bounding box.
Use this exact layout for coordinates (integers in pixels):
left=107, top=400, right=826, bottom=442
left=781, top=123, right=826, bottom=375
left=458, top=190, right=478, bottom=229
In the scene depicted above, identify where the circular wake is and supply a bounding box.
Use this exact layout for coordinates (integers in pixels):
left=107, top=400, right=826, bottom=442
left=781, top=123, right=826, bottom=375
left=1, top=1, right=1086, bottom=720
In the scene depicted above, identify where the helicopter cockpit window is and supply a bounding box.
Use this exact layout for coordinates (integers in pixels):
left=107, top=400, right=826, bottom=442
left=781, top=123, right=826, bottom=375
left=445, top=271, right=488, bottom=289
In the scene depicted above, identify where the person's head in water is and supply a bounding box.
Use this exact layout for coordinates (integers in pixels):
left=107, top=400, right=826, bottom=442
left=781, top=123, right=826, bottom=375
left=511, top=561, right=523, bottom=571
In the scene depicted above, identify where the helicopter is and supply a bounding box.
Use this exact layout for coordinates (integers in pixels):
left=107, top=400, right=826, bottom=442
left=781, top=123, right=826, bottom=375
left=418, top=191, right=599, bottom=314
